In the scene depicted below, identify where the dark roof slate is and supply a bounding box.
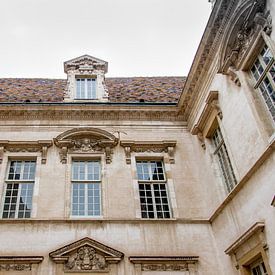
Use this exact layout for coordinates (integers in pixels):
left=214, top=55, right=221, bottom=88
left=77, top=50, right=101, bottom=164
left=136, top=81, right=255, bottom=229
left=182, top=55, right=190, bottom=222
left=0, top=77, right=185, bottom=103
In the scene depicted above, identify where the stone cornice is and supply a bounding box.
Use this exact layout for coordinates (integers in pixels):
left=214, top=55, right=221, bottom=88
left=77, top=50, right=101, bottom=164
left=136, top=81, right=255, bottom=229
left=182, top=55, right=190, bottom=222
left=0, top=256, right=44, bottom=264
left=120, top=140, right=177, bottom=164
left=0, top=105, right=184, bottom=122
left=0, top=140, right=52, bottom=164
left=178, top=0, right=237, bottom=119
left=129, top=256, right=199, bottom=264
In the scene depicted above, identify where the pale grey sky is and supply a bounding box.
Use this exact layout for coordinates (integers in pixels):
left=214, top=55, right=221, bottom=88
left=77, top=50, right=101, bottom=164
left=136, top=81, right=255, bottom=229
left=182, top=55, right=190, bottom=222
left=0, top=0, right=211, bottom=78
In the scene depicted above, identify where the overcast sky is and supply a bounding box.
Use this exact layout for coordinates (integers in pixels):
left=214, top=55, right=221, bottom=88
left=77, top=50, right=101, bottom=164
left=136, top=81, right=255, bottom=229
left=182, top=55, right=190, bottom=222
left=0, top=0, right=211, bottom=78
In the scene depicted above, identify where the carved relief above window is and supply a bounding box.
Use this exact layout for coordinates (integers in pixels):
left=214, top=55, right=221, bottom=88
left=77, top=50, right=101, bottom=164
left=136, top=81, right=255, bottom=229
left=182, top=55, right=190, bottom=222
left=219, top=0, right=272, bottom=82
left=54, top=128, right=118, bottom=164
left=0, top=140, right=52, bottom=164
left=49, top=237, right=124, bottom=273
left=0, top=256, right=43, bottom=272
left=120, top=141, right=176, bottom=164
left=129, top=256, right=199, bottom=275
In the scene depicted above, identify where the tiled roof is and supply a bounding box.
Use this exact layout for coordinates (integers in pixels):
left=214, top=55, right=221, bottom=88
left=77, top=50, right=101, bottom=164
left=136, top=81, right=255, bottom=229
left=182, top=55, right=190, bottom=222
left=0, top=77, right=185, bottom=103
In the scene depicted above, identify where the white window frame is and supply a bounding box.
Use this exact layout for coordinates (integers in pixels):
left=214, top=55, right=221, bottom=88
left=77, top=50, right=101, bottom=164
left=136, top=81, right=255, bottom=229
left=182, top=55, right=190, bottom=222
left=212, top=126, right=237, bottom=193
left=250, top=43, right=275, bottom=122
left=1, top=160, right=36, bottom=219
left=70, top=160, right=102, bottom=218
left=75, top=78, right=97, bottom=99
left=136, top=160, right=172, bottom=219
left=250, top=259, right=268, bottom=275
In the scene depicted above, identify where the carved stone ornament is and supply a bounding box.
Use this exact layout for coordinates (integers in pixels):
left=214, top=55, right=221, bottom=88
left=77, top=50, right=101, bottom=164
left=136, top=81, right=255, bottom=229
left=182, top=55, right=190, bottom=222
left=220, top=0, right=272, bottom=76
left=65, top=246, right=107, bottom=271
left=120, top=140, right=177, bottom=164
left=142, top=263, right=188, bottom=271
left=0, top=263, right=31, bottom=271
left=50, top=237, right=124, bottom=272
left=0, top=256, right=44, bottom=271
left=54, top=128, right=118, bottom=164
left=64, top=54, right=108, bottom=74
left=129, top=256, right=199, bottom=272
left=0, top=140, right=52, bottom=164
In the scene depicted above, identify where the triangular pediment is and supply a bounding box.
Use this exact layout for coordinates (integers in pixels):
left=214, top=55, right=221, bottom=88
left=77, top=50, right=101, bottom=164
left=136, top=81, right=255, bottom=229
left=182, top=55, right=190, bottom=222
left=64, top=54, right=108, bottom=73
left=49, top=237, right=124, bottom=271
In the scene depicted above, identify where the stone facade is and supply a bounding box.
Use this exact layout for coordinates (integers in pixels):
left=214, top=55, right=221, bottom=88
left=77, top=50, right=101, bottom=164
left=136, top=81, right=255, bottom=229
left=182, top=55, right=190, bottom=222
left=0, top=0, right=274, bottom=274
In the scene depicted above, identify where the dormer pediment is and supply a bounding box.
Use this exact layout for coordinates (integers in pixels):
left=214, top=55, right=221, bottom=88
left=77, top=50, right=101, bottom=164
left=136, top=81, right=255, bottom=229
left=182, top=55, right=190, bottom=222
left=64, top=55, right=108, bottom=74
left=49, top=237, right=124, bottom=272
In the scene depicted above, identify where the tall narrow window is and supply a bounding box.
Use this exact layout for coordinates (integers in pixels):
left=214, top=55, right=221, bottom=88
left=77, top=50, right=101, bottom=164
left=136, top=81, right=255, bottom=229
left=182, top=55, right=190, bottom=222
left=71, top=160, right=101, bottom=217
left=136, top=160, right=171, bottom=219
left=2, top=160, right=36, bottom=219
left=76, top=78, right=97, bottom=99
left=212, top=127, right=237, bottom=193
left=250, top=43, right=275, bottom=121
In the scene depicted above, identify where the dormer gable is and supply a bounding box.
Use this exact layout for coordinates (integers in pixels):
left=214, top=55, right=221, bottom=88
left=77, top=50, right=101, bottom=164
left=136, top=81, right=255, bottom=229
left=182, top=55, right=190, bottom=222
left=64, top=55, right=109, bottom=102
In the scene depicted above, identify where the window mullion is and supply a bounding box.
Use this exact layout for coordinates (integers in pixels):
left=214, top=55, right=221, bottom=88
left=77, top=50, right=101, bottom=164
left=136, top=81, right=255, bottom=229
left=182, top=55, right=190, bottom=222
left=15, top=183, right=22, bottom=218
left=85, top=184, right=88, bottom=216
left=151, top=184, right=157, bottom=218
left=254, top=60, right=273, bottom=89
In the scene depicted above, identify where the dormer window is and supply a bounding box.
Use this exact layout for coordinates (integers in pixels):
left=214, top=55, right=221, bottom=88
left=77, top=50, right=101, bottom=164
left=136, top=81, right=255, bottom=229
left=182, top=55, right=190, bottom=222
left=64, top=55, right=108, bottom=102
left=76, top=78, right=97, bottom=99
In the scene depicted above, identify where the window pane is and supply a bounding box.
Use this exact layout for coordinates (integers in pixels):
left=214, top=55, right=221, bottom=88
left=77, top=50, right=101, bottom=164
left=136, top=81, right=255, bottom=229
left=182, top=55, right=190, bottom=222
left=213, top=127, right=237, bottom=192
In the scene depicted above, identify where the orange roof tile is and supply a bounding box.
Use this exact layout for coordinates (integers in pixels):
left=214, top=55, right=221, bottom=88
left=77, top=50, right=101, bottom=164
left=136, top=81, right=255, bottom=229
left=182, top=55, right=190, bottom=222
left=0, top=77, right=185, bottom=103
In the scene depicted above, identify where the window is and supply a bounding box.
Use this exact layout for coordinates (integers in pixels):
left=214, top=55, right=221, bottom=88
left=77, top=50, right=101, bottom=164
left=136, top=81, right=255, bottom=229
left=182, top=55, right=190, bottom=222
left=71, top=160, right=101, bottom=217
left=250, top=43, right=275, bottom=122
left=212, top=126, right=237, bottom=193
left=76, top=78, right=97, bottom=99
left=2, top=160, right=36, bottom=218
left=136, top=160, right=171, bottom=219
left=250, top=260, right=268, bottom=275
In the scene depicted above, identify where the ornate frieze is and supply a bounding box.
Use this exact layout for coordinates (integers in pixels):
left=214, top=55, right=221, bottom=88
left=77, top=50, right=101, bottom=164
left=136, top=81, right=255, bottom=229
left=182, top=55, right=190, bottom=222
left=50, top=237, right=124, bottom=272
left=120, top=140, right=177, bottom=164
left=0, top=256, right=44, bottom=271
left=54, top=128, right=118, bottom=164
left=129, top=256, right=199, bottom=273
left=0, top=107, right=185, bottom=122
left=0, top=263, right=31, bottom=271
left=141, top=263, right=188, bottom=271
left=0, top=140, right=52, bottom=164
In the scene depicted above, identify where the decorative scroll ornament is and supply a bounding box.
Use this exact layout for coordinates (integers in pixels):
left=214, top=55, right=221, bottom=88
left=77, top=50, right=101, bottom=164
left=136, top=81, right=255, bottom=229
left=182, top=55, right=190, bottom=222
left=120, top=140, right=176, bottom=164
left=54, top=128, right=118, bottom=164
left=65, top=246, right=107, bottom=271
left=220, top=0, right=272, bottom=80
